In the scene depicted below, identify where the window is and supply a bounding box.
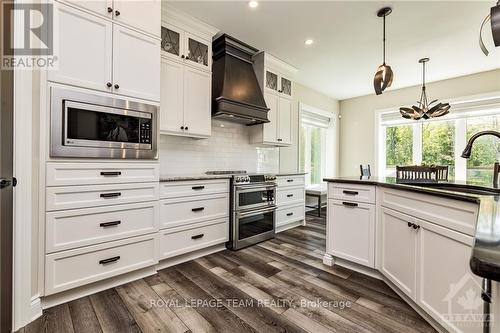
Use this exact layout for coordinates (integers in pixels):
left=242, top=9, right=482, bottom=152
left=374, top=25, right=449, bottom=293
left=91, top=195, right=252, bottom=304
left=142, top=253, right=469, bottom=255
left=299, top=104, right=335, bottom=185
left=377, top=95, right=500, bottom=184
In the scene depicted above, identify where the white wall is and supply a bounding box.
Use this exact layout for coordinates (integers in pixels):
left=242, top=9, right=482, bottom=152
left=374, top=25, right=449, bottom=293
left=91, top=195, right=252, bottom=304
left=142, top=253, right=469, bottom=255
left=339, top=69, right=500, bottom=177
left=159, top=120, right=279, bottom=174
left=279, top=82, right=340, bottom=175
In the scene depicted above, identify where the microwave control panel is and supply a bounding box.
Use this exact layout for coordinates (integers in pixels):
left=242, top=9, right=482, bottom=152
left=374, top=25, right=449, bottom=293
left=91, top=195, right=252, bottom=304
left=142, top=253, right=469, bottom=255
left=140, top=119, right=152, bottom=144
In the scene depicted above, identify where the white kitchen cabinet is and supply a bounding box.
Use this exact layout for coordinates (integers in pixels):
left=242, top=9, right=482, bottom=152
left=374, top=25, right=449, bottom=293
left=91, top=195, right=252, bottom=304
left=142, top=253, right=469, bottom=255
left=113, top=24, right=160, bottom=101
left=275, top=175, right=305, bottom=233
left=329, top=200, right=375, bottom=268
left=417, top=218, right=482, bottom=333
left=160, top=59, right=184, bottom=133
left=161, top=25, right=211, bottom=71
left=278, top=97, right=292, bottom=145
left=183, top=66, right=211, bottom=137
left=60, top=0, right=112, bottom=18
left=112, top=0, right=161, bottom=37
left=160, top=57, right=211, bottom=138
left=379, top=207, right=417, bottom=299
left=250, top=52, right=297, bottom=147
left=50, top=1, right=160, bottom=101
left=50, top=3, right=113, bottom=92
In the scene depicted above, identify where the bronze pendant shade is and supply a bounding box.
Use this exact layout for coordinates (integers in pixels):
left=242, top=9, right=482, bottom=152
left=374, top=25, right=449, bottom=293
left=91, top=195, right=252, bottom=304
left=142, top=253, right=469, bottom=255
left=400, top=58, right=450, bottom=120
left=373, top=7, right=394, bottom=95
left=479, top=0, right=500, bottom=56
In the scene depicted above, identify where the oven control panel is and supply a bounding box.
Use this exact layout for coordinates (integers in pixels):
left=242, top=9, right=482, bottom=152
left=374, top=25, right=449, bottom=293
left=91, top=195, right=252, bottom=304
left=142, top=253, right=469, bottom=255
left=233, top=174, right=277, bottom=185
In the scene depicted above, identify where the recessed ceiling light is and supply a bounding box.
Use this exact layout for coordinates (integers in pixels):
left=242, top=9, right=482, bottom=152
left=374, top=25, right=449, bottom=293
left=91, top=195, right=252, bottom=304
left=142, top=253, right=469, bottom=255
left=304, top=39, right=314, bottom=46
left=248, top=1, right=258, bottom=9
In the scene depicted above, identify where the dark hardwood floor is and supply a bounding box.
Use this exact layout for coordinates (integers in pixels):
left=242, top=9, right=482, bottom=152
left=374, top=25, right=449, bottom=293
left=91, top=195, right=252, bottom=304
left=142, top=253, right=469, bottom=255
left=20, top=209, right=437, bottom=333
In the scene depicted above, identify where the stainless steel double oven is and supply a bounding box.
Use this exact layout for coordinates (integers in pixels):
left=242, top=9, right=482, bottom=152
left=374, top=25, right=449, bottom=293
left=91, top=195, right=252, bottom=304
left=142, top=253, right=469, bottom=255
left=228, top=173, right=277, bottom=250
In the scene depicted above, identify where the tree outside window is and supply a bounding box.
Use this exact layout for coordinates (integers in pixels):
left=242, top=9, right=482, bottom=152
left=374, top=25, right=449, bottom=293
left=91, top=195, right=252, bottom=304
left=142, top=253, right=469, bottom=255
left=385, top=125, right=413, bottom=167
left=422, top=121, right=455, bottom=179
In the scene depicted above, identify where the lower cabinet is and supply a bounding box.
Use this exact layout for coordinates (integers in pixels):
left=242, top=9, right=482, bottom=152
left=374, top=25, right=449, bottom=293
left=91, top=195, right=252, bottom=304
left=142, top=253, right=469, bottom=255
left=275, top=175, right=305, bottom=232
left=379, top=206, right=482, bottom=333
left=330, top=200, right=375, bottom=268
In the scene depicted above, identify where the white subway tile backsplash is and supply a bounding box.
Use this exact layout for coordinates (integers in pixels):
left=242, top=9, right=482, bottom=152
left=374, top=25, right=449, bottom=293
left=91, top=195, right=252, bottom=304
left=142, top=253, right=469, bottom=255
left=159, top=120, right=279, bottom=174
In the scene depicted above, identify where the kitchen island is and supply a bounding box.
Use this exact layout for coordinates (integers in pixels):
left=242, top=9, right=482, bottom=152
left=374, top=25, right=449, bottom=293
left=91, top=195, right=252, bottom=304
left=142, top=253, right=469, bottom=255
left=323, top=176, right=500, bottom=333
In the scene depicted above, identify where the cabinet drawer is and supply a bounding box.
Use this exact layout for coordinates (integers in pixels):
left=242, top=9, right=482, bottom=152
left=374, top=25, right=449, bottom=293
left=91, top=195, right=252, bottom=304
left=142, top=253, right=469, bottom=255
left=379, top=187, right=478, bottom=236
left=45, top=234, right=158, bottom=295
left=46, top=183, right=159, bottom=211
left=159, top=194, right=229, bottom=229
left=277, top=175, right=305, bottom=187
left=160, top=179, right=229, bottom=199
left=277, top=187, right=305, bottom=206
left=276, top=204, right=305, bottom=227
left=46, top=202, right=159, bottom=253
left=329, top=183, right=375, bottom=204
left=159, top=220, right=228, bottom=259
left=46, top=162, right=159, bottom=186
left=329, top=200, right=375, bottom=268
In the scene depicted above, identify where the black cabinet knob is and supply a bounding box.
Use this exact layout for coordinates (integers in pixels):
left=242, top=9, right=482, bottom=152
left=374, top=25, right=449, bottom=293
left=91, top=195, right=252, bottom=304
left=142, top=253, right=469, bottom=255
left=180, top=126, right=184, bottom=130
left=107, top=7, right=113, bottom=13
left=106, top=82, right=112, bottom=87
left=185, top=126, right=188, bottom=130
left=412, top=224, right=420, bottom=230
left=181, top=55, right=185, bottom=59
left=114, top=84, right=119, bottom=89
left=115, top=10, right=120, bottom=16
left=408, top=222, right=413, bottom=228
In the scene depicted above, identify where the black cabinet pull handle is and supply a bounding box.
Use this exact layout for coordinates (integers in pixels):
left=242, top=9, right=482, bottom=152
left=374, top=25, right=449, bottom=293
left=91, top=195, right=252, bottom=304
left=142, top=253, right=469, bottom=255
left=192, top=186, right=205, bottom=190
left=100, top=220, right=121, bottom=228
left=287, top=179, right=294, bottom=182
left=286, top=212, right=294, bottom=216
left=99, top=256, right=120, bottom=265
left=192, top=207, right=205, bottom=212
left=342, top=202, right=358, bottom=207
left=115, top=10, right=120, bottom=16
left=100, top=171, right=121, bottom=176
left=191, top=234, right=204, bottom=240
left=343, top=190, right=359, bottom=195
left=287, top=194, right=294, bottom=198
left=106, top=82, right=112, bottom=87
left=114, top=84, right=120, bottom=89
left=107, top=7, right=113, bottom=13
left=100, top=192, right=121, bottom=198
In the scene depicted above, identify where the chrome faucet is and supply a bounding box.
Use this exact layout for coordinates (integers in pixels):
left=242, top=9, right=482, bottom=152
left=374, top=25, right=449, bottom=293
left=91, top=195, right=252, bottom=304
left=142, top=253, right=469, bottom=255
left=461, top=130, right=500, bottom=188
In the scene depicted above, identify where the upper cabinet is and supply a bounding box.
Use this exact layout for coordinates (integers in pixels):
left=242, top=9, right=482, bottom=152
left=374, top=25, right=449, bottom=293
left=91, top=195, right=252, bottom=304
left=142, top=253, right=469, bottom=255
left=59, top=0, right=161, bottom=37
left=161, top=24, right=211, bottom=71
left=250, top=52, right=298, bottom=147
left=50, top=1, right=160, bottom=101
left=159, top=5, right=217, bottom=138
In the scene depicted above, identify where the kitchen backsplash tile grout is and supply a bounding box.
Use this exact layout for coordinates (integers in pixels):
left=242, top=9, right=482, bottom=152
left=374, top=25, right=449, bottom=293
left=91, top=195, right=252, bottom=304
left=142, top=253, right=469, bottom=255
left=159, top=120, right=279, bottom=174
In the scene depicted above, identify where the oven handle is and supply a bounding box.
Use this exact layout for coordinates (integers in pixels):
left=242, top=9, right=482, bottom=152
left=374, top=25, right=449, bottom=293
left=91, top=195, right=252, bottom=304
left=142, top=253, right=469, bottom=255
left=235, top=185, right=277, bottom=192
left=236, top=206, right=276, bottom=218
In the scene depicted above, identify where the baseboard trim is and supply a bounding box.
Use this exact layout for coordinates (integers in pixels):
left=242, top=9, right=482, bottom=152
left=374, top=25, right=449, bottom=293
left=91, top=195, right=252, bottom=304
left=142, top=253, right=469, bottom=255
left=276, top=220, right=304, bottom=233
left=326, top=256, right=382, bottom=280
left=156, top=244, right=226, bottom=270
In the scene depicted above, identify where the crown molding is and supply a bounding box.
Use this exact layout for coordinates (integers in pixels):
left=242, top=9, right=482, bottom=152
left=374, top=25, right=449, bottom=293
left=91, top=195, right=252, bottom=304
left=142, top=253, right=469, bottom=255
left=162, top=3, right=219, bottom=39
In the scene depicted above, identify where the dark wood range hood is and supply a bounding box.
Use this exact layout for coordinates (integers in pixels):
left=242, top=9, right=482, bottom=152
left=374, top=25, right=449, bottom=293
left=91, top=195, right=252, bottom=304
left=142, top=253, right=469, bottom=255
left=212, top=34, right=270, bottom=125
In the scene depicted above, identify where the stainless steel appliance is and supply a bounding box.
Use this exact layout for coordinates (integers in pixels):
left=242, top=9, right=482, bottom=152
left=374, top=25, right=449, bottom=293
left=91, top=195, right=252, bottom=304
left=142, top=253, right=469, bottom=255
left=207, top=171, right=277, bottom=250
left=50, top=87, right=158, bottom=159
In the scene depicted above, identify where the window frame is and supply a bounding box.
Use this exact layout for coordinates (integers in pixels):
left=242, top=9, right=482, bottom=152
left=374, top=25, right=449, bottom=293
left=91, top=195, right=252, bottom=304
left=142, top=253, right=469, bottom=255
left=375, top=93, right=500, bottom=181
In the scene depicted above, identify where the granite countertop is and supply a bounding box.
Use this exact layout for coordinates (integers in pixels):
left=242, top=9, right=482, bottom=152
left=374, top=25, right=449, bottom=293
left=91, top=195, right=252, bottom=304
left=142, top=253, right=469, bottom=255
left=159, top=174, right=233, bottom=182
left=324, top=176, right=500, bottom=282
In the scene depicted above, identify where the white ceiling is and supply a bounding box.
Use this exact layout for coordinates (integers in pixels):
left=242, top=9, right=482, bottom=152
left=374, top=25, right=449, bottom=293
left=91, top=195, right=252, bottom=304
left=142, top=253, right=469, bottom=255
left=169, top=1, right=500, bottom=100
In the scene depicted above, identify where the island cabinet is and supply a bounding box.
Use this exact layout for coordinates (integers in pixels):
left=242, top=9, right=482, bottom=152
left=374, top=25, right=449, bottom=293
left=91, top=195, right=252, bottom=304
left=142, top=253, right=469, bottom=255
left=326, top=183, right=376, bottom=268
left=378, top=187, right=482, bottom=333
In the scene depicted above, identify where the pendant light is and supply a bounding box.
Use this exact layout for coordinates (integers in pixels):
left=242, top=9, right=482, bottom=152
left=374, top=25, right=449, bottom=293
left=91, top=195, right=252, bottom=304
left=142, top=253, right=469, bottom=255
left=373, top=7, right=394, bottom=95
left=400, top=58, right=450, bottom=120
left=479, top=0, right=500, bottom=56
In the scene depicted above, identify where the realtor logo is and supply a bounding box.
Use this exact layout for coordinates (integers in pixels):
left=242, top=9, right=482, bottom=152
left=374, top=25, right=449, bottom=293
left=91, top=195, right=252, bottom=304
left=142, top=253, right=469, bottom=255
left=1, top=1, right=57, bottom=69
left=441, top=273, right=490, bottom=328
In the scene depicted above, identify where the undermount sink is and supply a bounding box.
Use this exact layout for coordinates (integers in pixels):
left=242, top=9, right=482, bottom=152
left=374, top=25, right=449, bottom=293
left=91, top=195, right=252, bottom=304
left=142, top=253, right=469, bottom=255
left=403, top=182, right=500, bottom=196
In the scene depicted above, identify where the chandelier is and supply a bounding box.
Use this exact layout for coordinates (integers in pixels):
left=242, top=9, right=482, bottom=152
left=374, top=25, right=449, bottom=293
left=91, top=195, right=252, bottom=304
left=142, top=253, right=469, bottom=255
left=373, top=7, right=394, bottom=95
left=399, top=58, right=450, bottom=120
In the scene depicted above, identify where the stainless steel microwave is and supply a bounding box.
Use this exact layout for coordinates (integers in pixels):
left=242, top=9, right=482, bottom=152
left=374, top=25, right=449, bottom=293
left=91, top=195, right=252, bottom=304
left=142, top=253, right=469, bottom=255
left=50, top=87, right=158, bottom=159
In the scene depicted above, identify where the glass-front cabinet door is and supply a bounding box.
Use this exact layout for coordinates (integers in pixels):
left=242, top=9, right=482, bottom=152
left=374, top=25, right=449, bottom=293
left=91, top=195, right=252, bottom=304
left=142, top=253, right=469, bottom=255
left=185, top=32, right=210, bottom=70
left=161, top=25, right=182, bottom=60
left=281, top=76, right=292, bottom=97
left=265, top=70, right=278, bottom=92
